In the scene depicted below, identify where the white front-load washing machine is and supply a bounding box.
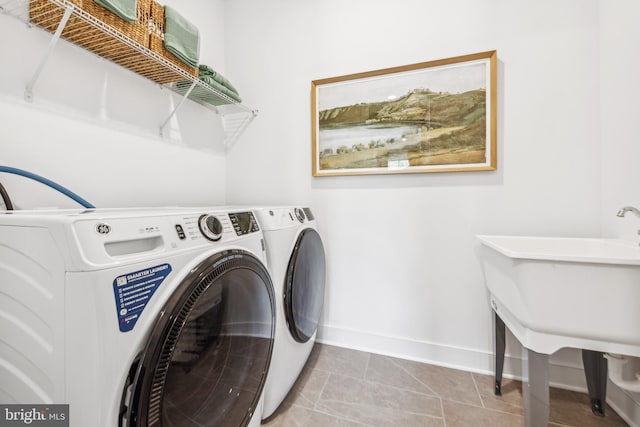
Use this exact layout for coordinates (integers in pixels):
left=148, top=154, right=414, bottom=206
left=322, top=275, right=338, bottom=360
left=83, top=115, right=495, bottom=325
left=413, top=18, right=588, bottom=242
left=0, top=207, right=275, bottom=427
left=254, top=207, right=326, bottom=419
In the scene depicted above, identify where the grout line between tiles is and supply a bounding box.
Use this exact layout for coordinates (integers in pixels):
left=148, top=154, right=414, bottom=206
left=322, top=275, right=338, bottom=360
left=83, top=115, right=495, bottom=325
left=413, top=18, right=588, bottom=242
left=471, top=372, right=486, bottom=409
left=312, top=368, right=331, bottom=412
left=308, top=405, right=375, bottom=427
left=362, top=351, right=371, bottom=380
left=385, top=355, right=439, bottom=397
left=314, top=400, right=444, bottom=427
left=440, top=397, right=447, bottom=427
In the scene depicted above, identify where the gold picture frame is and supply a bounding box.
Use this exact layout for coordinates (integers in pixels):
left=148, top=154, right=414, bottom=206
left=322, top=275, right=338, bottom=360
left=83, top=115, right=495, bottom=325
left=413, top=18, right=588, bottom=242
left=311, top=50, right=497, bottom=176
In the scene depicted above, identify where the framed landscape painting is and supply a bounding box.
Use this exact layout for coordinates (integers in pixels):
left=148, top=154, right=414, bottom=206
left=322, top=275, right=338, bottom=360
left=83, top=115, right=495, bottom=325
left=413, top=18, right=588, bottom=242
left=311, top=50, right=497, bottom=176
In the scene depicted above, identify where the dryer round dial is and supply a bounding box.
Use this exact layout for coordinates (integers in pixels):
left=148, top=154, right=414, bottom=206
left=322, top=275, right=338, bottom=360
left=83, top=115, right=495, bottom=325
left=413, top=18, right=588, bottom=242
left=294, top=208, right=306, bottom=223
left=198, top=214, right=223, bottom=241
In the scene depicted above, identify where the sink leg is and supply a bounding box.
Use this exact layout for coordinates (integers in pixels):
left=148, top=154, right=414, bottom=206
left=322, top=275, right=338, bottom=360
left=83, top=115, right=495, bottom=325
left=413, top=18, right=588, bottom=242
left=494, top=311, right=506, bottom=396
left=582, top=350, right=608, bottom=416
left=523, top=348, right=550, bottom=427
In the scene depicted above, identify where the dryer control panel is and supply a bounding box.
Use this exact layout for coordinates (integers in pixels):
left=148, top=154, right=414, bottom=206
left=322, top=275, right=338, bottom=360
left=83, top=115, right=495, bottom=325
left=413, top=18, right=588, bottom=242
left=229, top=212, right=260, bottom=236
left=254, top=207, right=316, bottom=231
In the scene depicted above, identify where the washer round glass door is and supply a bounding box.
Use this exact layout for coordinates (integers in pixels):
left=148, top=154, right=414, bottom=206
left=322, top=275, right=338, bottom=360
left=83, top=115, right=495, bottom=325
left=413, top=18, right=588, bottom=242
left=125, top=250, right=275, bottom=427
left=284, top=228, right=326, bottom=343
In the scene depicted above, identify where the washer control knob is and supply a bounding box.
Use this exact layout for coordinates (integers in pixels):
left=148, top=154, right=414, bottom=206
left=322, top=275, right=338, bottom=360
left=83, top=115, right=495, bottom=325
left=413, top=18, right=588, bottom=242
left=198, top=214, right=223, bottom=241
left=294, top=207, right=306, bottom=223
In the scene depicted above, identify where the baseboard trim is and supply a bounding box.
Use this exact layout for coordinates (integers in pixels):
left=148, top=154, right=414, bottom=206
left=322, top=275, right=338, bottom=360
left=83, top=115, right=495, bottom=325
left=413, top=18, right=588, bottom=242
left=317, top=324, right=639, bottom=426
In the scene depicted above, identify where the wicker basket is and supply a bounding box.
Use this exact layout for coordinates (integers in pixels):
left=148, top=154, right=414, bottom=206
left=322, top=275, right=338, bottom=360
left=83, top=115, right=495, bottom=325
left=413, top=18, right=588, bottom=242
left=29, top=0, right=152, bottom=71
left=29, top=0, right=87, bottom=36
left=148, top=0, right=198, bottom=84
left=81, top=0, right=150, bottom=47
left=29, top=0, right=150, bottom=45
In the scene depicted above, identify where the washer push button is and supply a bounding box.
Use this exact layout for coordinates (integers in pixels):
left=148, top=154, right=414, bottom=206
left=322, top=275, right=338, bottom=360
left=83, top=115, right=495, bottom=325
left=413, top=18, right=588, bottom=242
left=175, top=224, right=186, bottom=240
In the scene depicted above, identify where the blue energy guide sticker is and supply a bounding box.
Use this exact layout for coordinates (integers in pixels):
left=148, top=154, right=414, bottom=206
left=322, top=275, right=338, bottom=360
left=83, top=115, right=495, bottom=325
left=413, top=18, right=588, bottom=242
left=113, top=263, right=172, bottom=332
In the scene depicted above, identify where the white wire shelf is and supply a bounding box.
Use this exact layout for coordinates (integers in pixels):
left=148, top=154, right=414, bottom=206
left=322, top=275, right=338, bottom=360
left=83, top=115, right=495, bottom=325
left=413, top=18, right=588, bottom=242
left=0, top=0, right=257, bottom=148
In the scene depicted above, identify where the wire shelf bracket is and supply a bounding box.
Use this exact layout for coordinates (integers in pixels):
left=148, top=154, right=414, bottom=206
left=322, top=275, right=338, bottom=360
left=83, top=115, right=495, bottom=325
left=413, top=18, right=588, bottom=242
left=24, top=3, right=74, bottom=102
left=160, top=80, right=196, bottom=137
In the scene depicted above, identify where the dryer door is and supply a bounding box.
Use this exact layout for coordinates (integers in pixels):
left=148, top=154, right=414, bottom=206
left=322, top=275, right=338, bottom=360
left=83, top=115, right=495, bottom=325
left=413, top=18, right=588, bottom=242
left=123, top=249, right=275, bottom=427
left=284, top=228, right=326, bottom=343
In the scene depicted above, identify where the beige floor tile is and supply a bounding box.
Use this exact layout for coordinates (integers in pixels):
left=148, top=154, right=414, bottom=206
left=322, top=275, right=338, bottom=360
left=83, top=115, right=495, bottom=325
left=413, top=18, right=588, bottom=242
left=443, top=400, right=525, bottom=427
left=365, top=354, right=438, bottom=396
left=548, top=387, right=628, bottom=427
left=263, top=403, right=368, bottom=427
left=280, top=366, right=331, bottom=410
left=306, top=344, right=371, bottom=379
left=473, top=373, right=524, bottom=416
left=315, top=373, right=444, bottom=427
left=381, top=357, right=483, bottom=406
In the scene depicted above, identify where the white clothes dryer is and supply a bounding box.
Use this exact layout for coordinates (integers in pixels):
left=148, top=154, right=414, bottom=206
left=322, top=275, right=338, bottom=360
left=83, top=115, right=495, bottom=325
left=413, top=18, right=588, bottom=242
left=254, top=207, right=326, bottom=419
left=0, top=207, right=275, bottom=427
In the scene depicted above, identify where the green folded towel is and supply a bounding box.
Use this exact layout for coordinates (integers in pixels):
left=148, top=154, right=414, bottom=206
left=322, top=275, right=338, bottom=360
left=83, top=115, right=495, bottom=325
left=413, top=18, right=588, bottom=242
left=175, top=78, right=242, bottom=106
left=164, top=5, right=199, bottom=68
left=94, top=0, right=137, bottom=22
left=200, top=76, right=242, bottom=103
left=198, top=65, right=239, bottom=96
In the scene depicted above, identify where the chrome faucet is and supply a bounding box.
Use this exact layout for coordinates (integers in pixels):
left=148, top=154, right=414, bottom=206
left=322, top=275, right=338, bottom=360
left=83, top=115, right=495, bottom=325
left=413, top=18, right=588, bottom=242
left=617, top=206, right=640, bottom=218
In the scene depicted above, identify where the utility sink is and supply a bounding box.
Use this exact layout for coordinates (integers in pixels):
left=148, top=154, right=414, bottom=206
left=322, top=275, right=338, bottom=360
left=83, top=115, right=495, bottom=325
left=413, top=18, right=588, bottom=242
left=477, top=235, right=640, bottom=357
left=478, top=235, right=640, bottom=426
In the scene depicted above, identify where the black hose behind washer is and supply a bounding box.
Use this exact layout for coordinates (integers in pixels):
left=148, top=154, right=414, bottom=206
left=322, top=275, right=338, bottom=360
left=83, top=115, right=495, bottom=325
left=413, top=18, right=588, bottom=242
left=0, top=182, right=13, bottom=210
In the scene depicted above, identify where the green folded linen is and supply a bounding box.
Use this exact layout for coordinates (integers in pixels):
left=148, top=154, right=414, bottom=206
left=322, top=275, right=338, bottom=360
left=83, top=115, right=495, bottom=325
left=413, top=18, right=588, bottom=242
left=200, top=76, right=241, bottom=102
left=198, top=64, right=239, bottom=96
left=163, top=5, right=199, bottom=68
left=94, top=0, right=137, bottom=22
left=175, top=77, right=242, bottom=106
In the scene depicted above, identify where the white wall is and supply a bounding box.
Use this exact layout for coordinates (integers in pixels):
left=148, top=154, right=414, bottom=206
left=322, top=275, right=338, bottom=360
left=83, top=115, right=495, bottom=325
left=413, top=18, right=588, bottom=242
left=600, top=0, right=640, bottom=240
left=0, top=0, right=228, bottom=208
left=225, top=0, right=601, bottom=367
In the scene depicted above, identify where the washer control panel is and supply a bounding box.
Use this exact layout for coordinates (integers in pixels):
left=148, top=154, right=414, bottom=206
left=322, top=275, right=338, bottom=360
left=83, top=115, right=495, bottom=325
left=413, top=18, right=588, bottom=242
left=69, top=209, right=264, bottom=265
left=173, top=211, right=260, bottom=243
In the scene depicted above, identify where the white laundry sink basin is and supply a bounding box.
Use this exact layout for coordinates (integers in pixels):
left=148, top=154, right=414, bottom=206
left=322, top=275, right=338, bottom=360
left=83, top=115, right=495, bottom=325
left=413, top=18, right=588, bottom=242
left=477, top=235, right=640, bottom=356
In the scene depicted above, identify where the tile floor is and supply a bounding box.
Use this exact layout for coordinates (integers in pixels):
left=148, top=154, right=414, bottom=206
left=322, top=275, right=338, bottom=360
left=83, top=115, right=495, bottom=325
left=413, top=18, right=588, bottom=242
left=262, top=343, right=629, bottom=427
